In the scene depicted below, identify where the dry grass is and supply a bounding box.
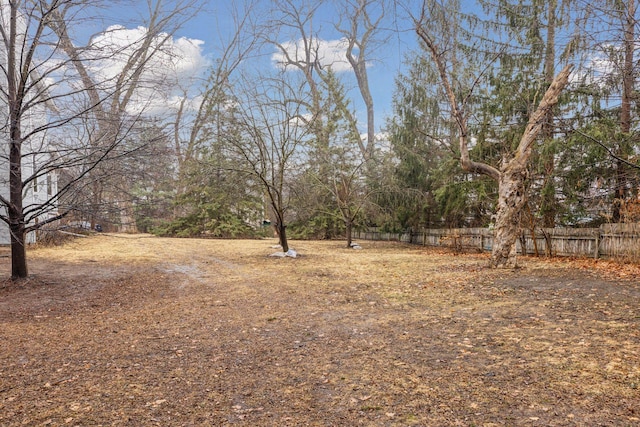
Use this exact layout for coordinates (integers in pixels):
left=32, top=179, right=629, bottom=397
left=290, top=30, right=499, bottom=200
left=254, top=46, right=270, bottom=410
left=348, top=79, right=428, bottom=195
left=1, top=235, right=639, bottom=426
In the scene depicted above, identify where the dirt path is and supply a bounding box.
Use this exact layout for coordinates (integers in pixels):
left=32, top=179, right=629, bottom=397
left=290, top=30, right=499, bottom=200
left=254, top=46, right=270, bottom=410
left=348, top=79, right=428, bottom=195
left=1, top=235, right=639, bottom=426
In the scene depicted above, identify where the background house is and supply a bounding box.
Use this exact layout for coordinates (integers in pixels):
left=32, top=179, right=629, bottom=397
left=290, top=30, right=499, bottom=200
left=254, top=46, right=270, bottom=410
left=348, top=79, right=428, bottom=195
left=0, top=2, right=59, bottom=245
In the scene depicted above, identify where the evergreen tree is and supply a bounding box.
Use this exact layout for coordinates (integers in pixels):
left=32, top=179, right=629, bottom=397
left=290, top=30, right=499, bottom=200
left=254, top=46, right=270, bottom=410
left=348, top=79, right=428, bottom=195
left=410, top=0, right=572, bottom=267
left=387, top=52, right=498, bottom=229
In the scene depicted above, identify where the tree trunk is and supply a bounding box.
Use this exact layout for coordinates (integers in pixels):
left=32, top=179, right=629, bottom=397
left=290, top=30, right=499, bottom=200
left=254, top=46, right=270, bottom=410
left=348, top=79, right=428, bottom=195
left=491, top=162, right=528, bottom=268
left=613, top=160, right=627, bottom=222
left=416, top=14, right=572, bottom=268
left=8, top=16, right=28, bottom=279
left=9, top=130, right=28, bottom=279
left=540, top=0, right=558, bottom=228
left=10, top=223, right=28, bottom=279
left=613, top=0, right=636, bottom=222
left=278, top=223, right=289, bottom=253
left=489, top=65, right=573, bottom=267
left=345, top=219, right=353, bottom=248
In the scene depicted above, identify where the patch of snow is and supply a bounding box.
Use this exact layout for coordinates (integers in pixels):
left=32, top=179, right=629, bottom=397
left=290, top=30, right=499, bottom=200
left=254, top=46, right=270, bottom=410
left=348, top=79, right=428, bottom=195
left=269, top=248, right=298, bottom=258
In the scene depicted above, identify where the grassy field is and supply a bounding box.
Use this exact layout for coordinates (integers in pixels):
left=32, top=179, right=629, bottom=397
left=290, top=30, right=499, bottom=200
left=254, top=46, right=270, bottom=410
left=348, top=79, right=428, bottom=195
left=1, top=235, right=639, bottom=426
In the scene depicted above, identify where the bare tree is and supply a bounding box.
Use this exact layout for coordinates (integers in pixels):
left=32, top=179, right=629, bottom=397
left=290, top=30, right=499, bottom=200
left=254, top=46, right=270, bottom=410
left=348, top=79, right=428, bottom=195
left=171, top=1, right=260, bottom=195
left=0, top=0, right=197, bottom=279
left=47, top=0, right=200, bottom=230
left=268, top=0, right=387, bottom=244
left=228, top=73, right=312, bottom=253
left=312, top=152, right=371, bottom=247
left=335, top=0, right=390, bottom=162
left=312, top=69, right=375, bottom=246
left=0, top=0, right=90, bottom=278
left=268, top=0, right=329, bottom=153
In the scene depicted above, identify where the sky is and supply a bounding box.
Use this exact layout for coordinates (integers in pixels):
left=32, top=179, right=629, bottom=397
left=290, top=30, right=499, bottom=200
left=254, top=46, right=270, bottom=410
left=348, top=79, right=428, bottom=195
left=76, top=0, right=622, bottom=135
left=96, top=0, right=419, bottom=133
left=14, top=0, right=633, bottom=139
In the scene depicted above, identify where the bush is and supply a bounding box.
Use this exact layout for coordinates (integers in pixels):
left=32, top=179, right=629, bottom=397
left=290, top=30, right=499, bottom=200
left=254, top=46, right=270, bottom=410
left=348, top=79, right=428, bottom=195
left=151, top=213, right=258, bottom=239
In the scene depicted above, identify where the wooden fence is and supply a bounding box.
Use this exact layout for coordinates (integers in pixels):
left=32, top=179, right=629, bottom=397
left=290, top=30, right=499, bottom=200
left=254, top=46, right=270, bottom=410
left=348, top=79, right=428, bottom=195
left=353, top=223, right=640, bottom=260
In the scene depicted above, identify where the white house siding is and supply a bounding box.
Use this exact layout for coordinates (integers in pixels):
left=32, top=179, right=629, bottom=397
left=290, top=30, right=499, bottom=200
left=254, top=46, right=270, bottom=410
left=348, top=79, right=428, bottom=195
left=0, top=2, right=58, bottom=245
left=0, top=114, right=58, bottom=245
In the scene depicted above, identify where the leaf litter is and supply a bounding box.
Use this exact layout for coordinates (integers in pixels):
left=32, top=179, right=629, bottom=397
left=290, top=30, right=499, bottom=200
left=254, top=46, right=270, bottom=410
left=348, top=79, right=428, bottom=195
left=0, top=235, right=639, bottom=426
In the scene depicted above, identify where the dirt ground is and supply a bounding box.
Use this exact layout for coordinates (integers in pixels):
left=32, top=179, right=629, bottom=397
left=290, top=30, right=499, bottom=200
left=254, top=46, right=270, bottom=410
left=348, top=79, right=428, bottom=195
left=0, top=235, right=639, bottom=426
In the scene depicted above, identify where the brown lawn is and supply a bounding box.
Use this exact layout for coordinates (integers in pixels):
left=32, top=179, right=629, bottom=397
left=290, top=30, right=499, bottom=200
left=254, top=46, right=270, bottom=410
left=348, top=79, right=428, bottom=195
left=1, top=235, right=639, bottom=426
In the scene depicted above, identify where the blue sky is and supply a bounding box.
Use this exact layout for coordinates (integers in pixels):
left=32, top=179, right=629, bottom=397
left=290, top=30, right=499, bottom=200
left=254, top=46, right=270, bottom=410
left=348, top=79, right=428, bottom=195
left=205, top=1, right=412, bottom=130
left=79, top=0, right=636, bottom=143
left=105, top=0, right=421, bottom=133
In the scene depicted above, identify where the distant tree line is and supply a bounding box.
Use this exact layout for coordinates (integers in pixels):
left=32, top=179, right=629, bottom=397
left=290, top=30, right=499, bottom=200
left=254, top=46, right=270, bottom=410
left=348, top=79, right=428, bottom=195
left=3, top=0, right=638, bottom=277
left=142, top=0, right=638, bottom=267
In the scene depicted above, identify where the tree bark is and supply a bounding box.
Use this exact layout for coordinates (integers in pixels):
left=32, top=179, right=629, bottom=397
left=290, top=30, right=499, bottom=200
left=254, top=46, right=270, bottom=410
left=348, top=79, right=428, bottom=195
left=9, top=132, right=28, bottom=279
left=612, top=0, right=636, bottom=222
left=9, top=110, right=27, bottom=278
left=277, top=222, right=289, bottom=253
left=540, top=0, right=558, bottom=228
left=10, top=222, right=28, bottom=280
left=491, top=162, right=528, bottom=268
left=490, top=65, right=572, bottom=267
left=9, top=108, right=28, bottom=279
left=6, top=3, right=28, bottom=279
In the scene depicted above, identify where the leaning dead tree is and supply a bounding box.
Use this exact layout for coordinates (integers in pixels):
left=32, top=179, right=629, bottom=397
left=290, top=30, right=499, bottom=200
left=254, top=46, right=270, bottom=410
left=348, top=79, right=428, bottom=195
left=413, top=3, right=573, bottom=268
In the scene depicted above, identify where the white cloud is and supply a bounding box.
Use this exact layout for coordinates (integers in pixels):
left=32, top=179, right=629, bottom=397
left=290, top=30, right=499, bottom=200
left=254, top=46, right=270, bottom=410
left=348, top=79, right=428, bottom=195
left=272, top=38, right=357, bottom=72
left=571, top=43, right=640, bottom=88
left=171, top=37, right=207, bottom=77
left=92, top=25, right=208, bottom=80
left=289, top=113, right=314, bottom=127
left=571, top=54, right=614, bottom=87
left=85, top=25, right=209, bottom=115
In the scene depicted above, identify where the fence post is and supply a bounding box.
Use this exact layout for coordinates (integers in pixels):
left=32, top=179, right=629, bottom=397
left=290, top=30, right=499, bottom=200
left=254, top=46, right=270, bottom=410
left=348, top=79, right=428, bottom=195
left=594, top=229, right=600, bottom=259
